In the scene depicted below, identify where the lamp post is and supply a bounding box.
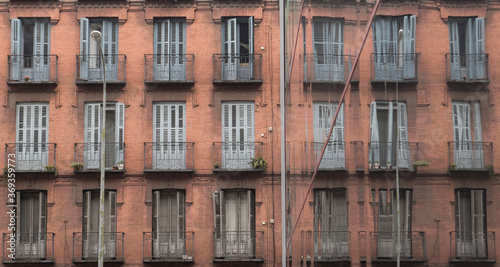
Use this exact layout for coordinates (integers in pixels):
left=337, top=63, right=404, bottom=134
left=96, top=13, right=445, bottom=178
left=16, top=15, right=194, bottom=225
left=91, top=30, right=106, bottom=267
left=396, top=28, right=404, bottom=267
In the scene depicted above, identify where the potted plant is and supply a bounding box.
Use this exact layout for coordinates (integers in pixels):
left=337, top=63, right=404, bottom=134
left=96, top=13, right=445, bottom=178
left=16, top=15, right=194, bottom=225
left=213, top=163, right=220, bottom=169
left=117, top=161, right=124, bottom=170
left=447, top=164, right=457, bottom=174
left=386, top=161, right=392, bottom=169
left=24, top=76, right=29, bottom=82
left=374, top=161, right=380, bottom=169
left=44, top=165, right=58, bottom=175
left=71, top=162, right=84, bottom=171
left=250, top=157, right=268, bottom=169
left=412, top=161, right=429, bottom=169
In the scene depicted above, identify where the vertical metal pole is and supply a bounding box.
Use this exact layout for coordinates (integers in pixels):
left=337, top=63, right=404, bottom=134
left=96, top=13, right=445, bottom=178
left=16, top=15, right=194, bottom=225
left=396, top=28, right=403, bottom=267
left=279, top=0, right=286, bottom=265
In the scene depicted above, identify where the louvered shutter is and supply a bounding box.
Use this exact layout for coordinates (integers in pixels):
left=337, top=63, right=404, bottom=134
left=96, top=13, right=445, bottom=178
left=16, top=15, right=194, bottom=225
left=33, top=20, right=50, bottom=81
left=246, top=190, right=255, bottom=256
left=391, top=190, right=412, bottom=257
left=370, top=102, right=380, bottom=164
left=472, top=190, right=486, bottom=257
left=108, top=191, right=117, bottom=258
left=84, top=103, right=101, bottom=169
left=83, top=191, right=91, bottom=258
left=452, top=102, right=472, bottom=168
left=153, top=103, right=186, bottom=170
left=177, top=191, right=185, bottom=247
left=313, top=103, right=345, bottom=169
left=473, top=102, right=483, bottom=169
left=248, top=16, right=254, bottom=78
left=16, top=104, right=49, bottom=171
left=80, top=18, right=89, bottom=80
left=466, top=19, right=477, bottom=79
left=11, top=19, right=22, bottom=81
left=378, top=190, right=393, bottom=257
left=152, top=191, right=160, bottom=256
left=213, top=191, right=224, bottom=258
left=115, top=103, right=125, bottom=164
left=475, top=18, right=486, bottom=79
left=373, top=17, right=396, bottom=80
left=38, top=192, right=47, bottom=258
left=102, top=20, right=118, bottom=81
left=449, top=20, right=460, bottom=80
left=397, top=103, right=410, bottom=168
left=153, top=20, right=170, bottom=80
left=403, top=15, right=416, bottom=79
left=171, top=21, right=186, bottom=80
left=221, top=103, right=254, bottom=169
left=222, top=18, right=237, bottom=80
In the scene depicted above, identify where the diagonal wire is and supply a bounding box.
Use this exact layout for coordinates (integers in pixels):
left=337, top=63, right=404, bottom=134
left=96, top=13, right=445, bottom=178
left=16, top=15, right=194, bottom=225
left=286, top=0, right=382, bottom=255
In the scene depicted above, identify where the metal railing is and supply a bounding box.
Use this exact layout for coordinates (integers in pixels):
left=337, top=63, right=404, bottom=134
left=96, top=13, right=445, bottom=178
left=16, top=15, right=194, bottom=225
left=368, top=141, right=420, bottom=170
left=213, top=142, right=264, bottom=170
left=144, top=54, right=194, bottom=83
left=303, top=54, right=358, bottom=83
left=143, top=232, right=194, bottom=262
left=448, top=141, right=493, bottom=171
left=368, top=231, right=427, bottom=261
left=213, top=54, right=262, bottom=82
left=8, top=55, right=58, bottom=83
left=76, top=54, right=126, bottom=83
left=371, top=53, right=419, bottom=82
left=72, top=232, right=124, bottom=262
left=74, top=142, right=125, bottom=170
left=450, top=231, right=495, bottom=262
left=5, top=143, right=56, bottom=172
left=2, top=233, right=54, bottom=263
left=446, top=53, right=489, bottom=81
left=213, top=231, right=264, bottom=260
left=311, top=142, right=346, bottom=171
left=299, top=231, right=350, bottom=262
left=144, top=142, right=194, bottom=171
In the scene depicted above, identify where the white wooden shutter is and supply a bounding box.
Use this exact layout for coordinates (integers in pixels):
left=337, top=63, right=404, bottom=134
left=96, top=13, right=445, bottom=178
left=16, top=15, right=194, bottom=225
left=154, top=20, right=170, bottom=80
left=115, top=103, right=125, bottom=164
left=221, top=102, right=254, bottom=169
left=83, top=191, right=91, bottom=258
left=449, top=20, right=460, bottom=80
left=222, top=18, right=237, bottom=80
left=472, top=102, right=483, bottom=169
left=452, top=102, right=472, bottom=168
left=466, top=18, right=477, bottom=79
left=16, top=104, right=49, bottom=171
left=397, top=103, right=410, bottom=168
left=475, top=18, right=486, bottom=79
left=84, top=103, right=101, bottom=169
left=472, top=190, right=486, bottom=257
left=370, top=102, right=380, bottom=164
left=80, top=18, right=89, bottom=80
left=403, top=15, right=416, bottom=79
left=152, top=191, right=160, bottom=256
left=171, top=21, right=186, bottom=80
left=153, top=103, right=186, bottom=169
left=213, top=191, right=224, bottom=258
left=107, top=191, right=117, bottom=258
left=11, top=19, right=22, bottom=81
left=248, top=16, right=254, bottom=79
left=378, top=190, right=393, bottom=258
left=178, top=191, right=185, bottom=236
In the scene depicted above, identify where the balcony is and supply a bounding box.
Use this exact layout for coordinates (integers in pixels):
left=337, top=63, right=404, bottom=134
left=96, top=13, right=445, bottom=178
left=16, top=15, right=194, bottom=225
left=448, top=142, right=493, bottom=171
left=2, top=233, right=54, bottom=264
left=8, top=55, right=58, bottom=85
left=450, top=231, right=496, bottom=263
left=74, top=142, right=125, bottom=172
left=368, top=142, right=420, bottom=171
left=213, top=54, right=262, bottom=83
left=300, top=231, right=350, bottom=263
left=143, top=232, right=194, bottom=263
left=311, top=142, right=346, bottom=171
left=446, top=53, right=489, bottom=83
left=5, top=143, right=57, bottom=173
left=144, top=142, right=194, bottom=172
left=72, top=232, right=124, bottom=263
left=371, top=53, right=419, bottom=83
left=302, top=54, right=358, bottom=84
left=76, top=54, right=126, bottom=84
left=212, top=142, right=264, bottom=171
left=366, top=231, right=427, bottom=263
left=213, top=231, right=264, bottom=262
left=144, top=54, right=194, bottom=84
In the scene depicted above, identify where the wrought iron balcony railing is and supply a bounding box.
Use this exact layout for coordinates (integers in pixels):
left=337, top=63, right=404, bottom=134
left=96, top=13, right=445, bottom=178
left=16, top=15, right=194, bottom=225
left=368, top=141, right=420, bottom=171
left=76, top=54, right=126, bottom=83
left=450, top=231, right=495, bottom=262
left=213, top=231, right=264, bottom=261
left=302, top=54, right=358, bottom=83
left=311, top=142, right=346, bottom=171
left=72, top=232, right=124, bottom=262
left=213, top=54, right=262, bottom=83
left=74, top=142, right=125, bottom=171
left=144, top=54, right=194, bottom=83
left=367, top=231, right=427, bottom=262
left=446, top=53, right=489, bottom=82
left=143, top=232, right=194, bottom=262
left=448, top=142, right=493, bottom=171
left=8, top=55, right=58, bottom=84
left=2, top=233, right=54, bottom=263
left=371, top=53, right=419, bottom=82
left=213, top=142, right=264, bottom=171
left=5, top=143, right=56, bottom=172
left=144, top=142, right=194, bottom=172
left=300, top=231, right=350, bottom=262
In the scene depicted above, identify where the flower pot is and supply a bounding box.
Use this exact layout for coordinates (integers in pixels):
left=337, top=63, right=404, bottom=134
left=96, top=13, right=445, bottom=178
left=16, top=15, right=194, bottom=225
left=117, top=163, right=124, bottom=170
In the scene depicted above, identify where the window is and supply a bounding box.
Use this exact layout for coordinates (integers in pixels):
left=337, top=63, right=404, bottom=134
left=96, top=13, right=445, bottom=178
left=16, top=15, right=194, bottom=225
left=313, top=102, right=345, bottom=169
left=449, top=18, right=486, bottom=80
left=16, top=103, right=49, bottom=171
left=313, top=189, right=348, bottom=260
left=11, top=18, right=50, bottom=81
left=377, top=189, right=412, bottom=258
left=152, top=190, right=185, bottom=258
left=221, top=17, right=254, bottom=80
left=84, top=102, right=124, bottom=169
left=15, top=191, right=47, bottom=259
left=153, top=19, right=186, bottom=81
left=152, top=103, right=186, bottom=170
left=312, top=18, right=344, bottom=81
left=370, top=101, right=410, bottom=168
left=452, top=101, right=483, bottom=169
left=80, top=18, right=118, bottom=81
left=82, top=190, right=117, bottom=259
left=455, top=189, right=486, bottom=258
left=213, top=190, right=255, bottom=258
left=221, top=102, right=255, bottom=169
left=372, top=15, right=416, bottom=80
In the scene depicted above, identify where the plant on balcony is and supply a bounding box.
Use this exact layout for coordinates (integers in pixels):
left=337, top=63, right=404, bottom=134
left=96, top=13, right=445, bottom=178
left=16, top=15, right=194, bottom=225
left=117, top=161, right=124, bottom=170
left=71, top=162, right=84, bottom=171
left=213, top=163, right=220, bottom=169
left=250, top=157, right=268, bottom=169
left=447, top=164, right=457, bottom=175
left=44, top=165, right=58, bottom=176
left=386, top=161, right=392, bottom=169
left=369, top=161, right=372, bottom=169
left=487, top=164, right=494, bottom=180
left=374, top=161, right=380, bottom=169
left=24, top=76, right=29, bottom=82
left=412, top=161, right=429, bottom=169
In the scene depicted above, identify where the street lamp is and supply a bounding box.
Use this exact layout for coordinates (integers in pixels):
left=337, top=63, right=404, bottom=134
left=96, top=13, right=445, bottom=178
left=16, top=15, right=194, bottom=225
left=91, top=30, right=106, bottom=267
left=396, top=28, right=404, bottom=267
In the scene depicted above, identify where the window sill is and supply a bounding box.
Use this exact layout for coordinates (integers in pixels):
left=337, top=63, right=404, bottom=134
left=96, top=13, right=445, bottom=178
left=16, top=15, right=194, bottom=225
left=74, top=169, right=125, bottom=173
left=372, top=258, right=427, bottom=263
left=3, top=259, right=54, bottom=264
left=450, top=258, right=495, bottom=263
left=213, top=168, right=264, bottom=172
left=314, top=257, right=351, bottom=263
left=145, top=80, right=194, bottom=85
left=144, top=169, right=194, bottom=173
left=144, top=258, right=194, bottom=263
left=213, top=258, right=264, bottom=263
left=213, top=79, right=262, bottom=84
left=7, top=81, right=58, bottom=86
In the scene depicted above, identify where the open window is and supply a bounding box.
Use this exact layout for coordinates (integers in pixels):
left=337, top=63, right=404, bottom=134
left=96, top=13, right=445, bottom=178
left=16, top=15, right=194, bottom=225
left=449, top=18, right=486, bottom=80
left=15, top=191, right=47, bottom=260
left=312, top=102, right=345, bottom=169
left=452, top=101, right=483, bottom=169
left=152, top=190, right=185, bottom=259
left=221, top=17, right=254, bottom=80
left=455, top=189, right=486, bottom=258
